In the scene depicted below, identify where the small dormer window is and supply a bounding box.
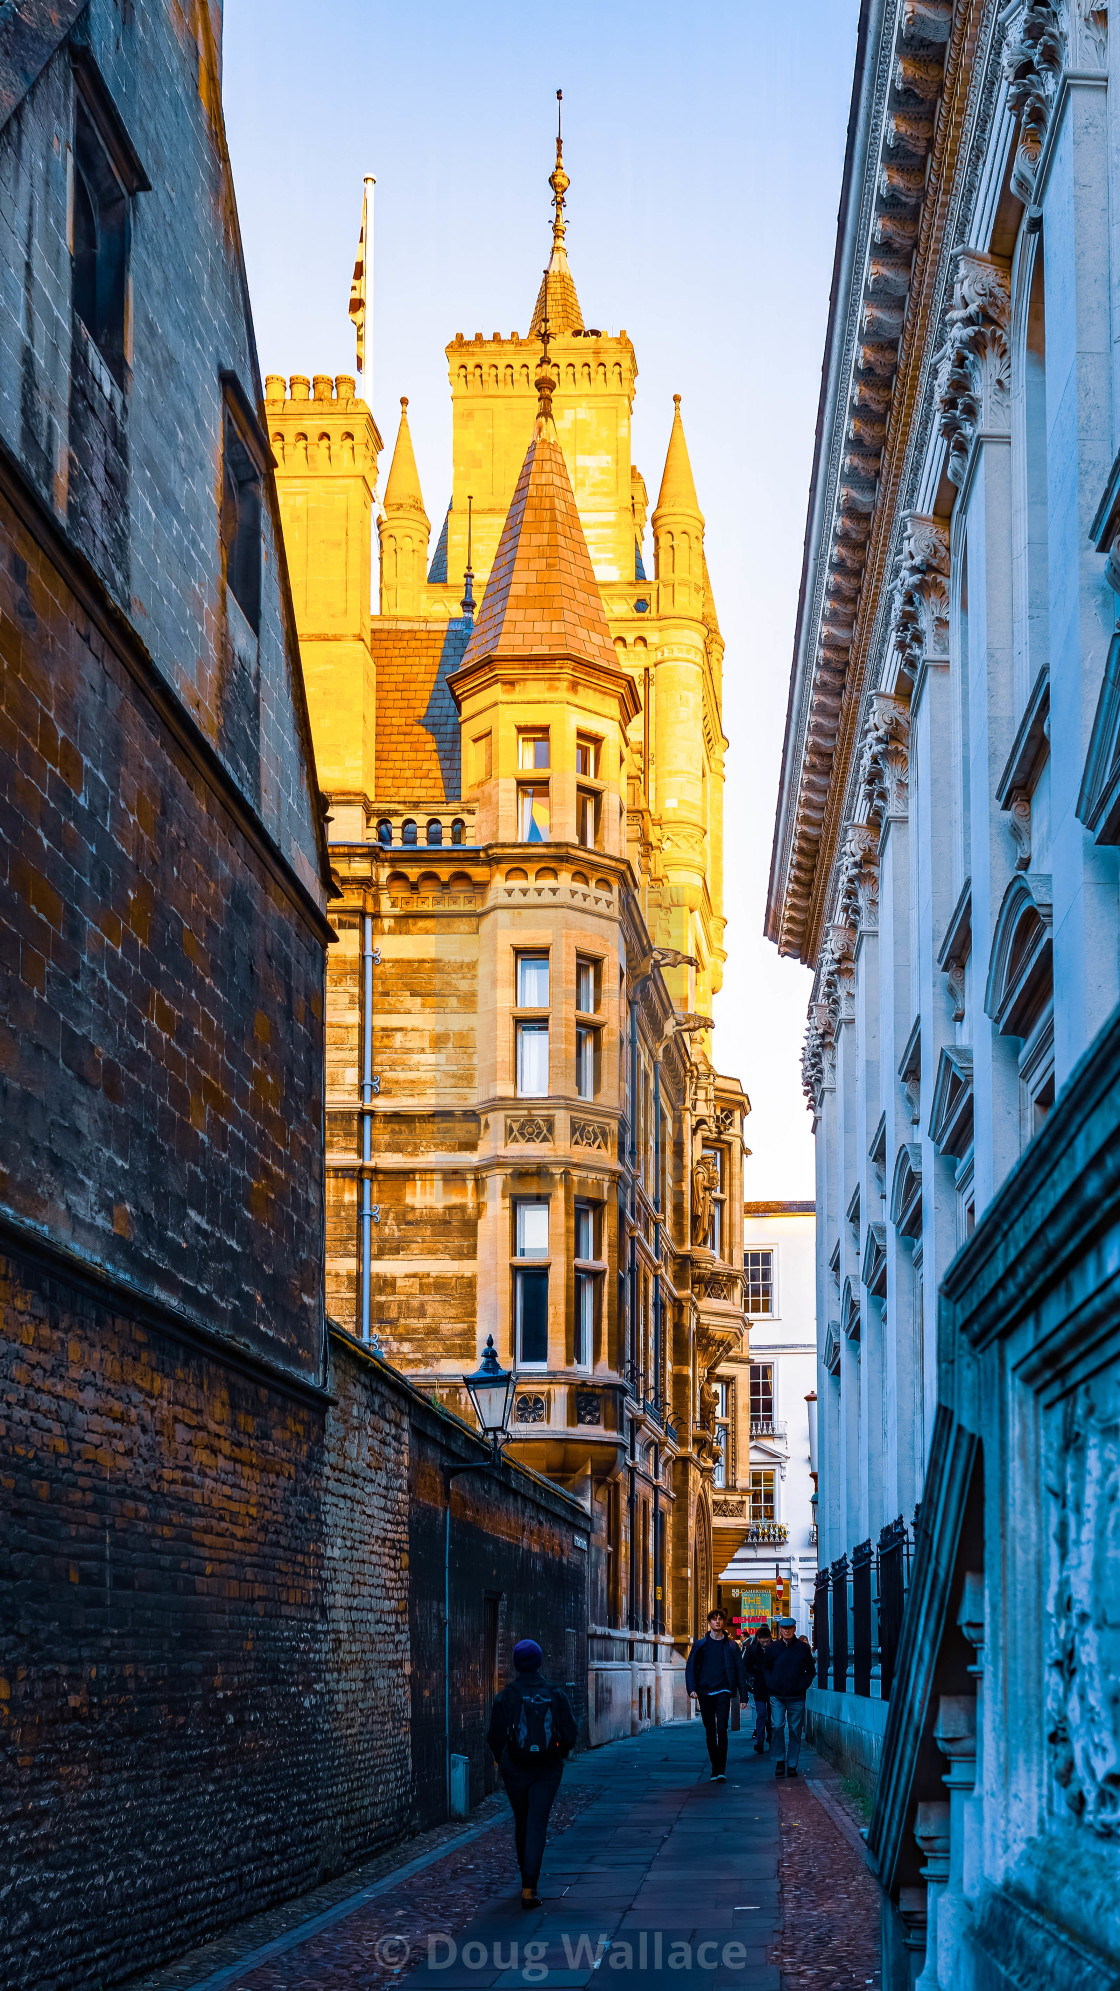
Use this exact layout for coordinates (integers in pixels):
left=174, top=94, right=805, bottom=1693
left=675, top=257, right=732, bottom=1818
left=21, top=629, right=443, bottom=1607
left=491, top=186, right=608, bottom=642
left=376, top=819, right=393, bottom=847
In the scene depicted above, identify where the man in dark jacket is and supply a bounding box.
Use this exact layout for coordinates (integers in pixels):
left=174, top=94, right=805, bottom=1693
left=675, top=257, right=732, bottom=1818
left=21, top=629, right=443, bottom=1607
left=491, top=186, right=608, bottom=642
left=762, top=1615, right=816, bottom=1777
left=487, top=1639, right=578, bottom=1908
left=741, top=1625, right=774, bottom=1754
left=685, top=1608, right=741, bottom=1781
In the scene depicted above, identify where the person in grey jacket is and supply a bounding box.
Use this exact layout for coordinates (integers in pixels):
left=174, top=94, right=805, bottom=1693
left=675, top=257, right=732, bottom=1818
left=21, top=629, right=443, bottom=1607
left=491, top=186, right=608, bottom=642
left=685, top=1609, right=741, bottom=1781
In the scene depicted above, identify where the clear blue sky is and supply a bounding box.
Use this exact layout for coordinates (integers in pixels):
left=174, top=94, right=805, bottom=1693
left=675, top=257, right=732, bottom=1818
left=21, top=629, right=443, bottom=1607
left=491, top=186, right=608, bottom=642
left=223, top=0, right=862, bottom=1199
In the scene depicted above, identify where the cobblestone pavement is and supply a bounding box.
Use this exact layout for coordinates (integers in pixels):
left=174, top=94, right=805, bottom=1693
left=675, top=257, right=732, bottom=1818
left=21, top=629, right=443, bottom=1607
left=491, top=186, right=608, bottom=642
left=151, top=1723, right=880, bottom=1991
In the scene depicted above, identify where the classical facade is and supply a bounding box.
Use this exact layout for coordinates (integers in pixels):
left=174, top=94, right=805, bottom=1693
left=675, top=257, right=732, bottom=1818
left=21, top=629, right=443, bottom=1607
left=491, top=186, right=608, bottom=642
left=714, top=1202, right=819, bottom=1636
left=767, top=0, right=1120, bottom=1983
left=269, top=137, right=752, bottom=1742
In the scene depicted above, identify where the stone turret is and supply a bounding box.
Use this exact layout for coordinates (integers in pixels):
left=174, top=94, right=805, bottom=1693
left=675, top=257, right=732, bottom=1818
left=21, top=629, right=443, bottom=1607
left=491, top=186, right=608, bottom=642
left=378, top=396, right=430, bottom=616
left=652, top=394, right=705, bottom=620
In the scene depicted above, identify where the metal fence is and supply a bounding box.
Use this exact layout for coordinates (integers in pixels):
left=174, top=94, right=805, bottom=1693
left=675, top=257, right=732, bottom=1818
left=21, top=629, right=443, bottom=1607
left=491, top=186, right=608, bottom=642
left=810, top=1515, right=914, bottom=1699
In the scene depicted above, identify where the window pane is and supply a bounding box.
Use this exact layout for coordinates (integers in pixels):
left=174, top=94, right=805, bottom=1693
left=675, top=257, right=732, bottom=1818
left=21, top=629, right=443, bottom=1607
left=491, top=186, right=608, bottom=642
left=517, top=1268, right=549, bottom=1364
left=576, top=960, right=594, bottom=1012
left=577, top=790, right=598, bottom=847
left=749, top=1470, right=775, bottom=1521
left=518, top=785, right=550, bottom=841
left=575, top=1271, right=594, bottom=1366
left=575, top=1204, right=592, bottom=1260
left=749, top=1362, right=774, bottom=1422
left=576, top=1026, right=595, bottom=1099
left=518, top=954, right=550, bottom=1007
left=516, top=1022, right=549, bottom=1096
left=745, top=1250, right=774, bottom=1315
left=576, top=736, right=598, bottom=777
left=518, top=732, right=550, bottom=770
left=516, top=1202, right=549, bottom=1258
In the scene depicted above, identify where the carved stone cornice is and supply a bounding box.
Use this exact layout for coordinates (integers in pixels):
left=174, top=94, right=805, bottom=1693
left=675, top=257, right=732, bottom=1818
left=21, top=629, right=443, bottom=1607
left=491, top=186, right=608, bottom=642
left=934, top=250, right=1012, bottom=484
left=767, top=0, right=960, bottom=964
left=857, top=691, right=911, bottom=823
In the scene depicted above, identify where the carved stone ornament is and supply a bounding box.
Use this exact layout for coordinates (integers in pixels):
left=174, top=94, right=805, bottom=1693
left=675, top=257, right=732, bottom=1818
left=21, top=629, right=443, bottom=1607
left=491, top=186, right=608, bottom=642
left=857, top=692, right=911, bottom=825
left=515, top=1392, right=547, bottom=1424
left=506, top=1114, right=554, bottom=1145
left=571, top=1118, right=609, bottom=1152
left=802, top=999, right=836, bottom=1110
left=714, top=1106, right=737, bottom=1136
left=891, top=512, right=950, bottom=684
left=575, top=1391, right=602, bottom=1426
left=713, top=1494, right=747, bottom=1519
left=1007, top=789, right=1033, bottom=868
left=1003, top=2, right=1066, bottom=202
left=691, top=1152, right=721, bottom=1247
left=1045, top=1373, right=1120, bottom=1838
left=840, top=822, right=881, bottom=934
left=934, top=251, right=1012, bottom=485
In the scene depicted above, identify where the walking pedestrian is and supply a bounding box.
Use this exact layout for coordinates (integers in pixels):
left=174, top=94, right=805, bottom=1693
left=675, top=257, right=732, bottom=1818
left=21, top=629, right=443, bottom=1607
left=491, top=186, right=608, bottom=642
left=685, top=1608, right=741, bottom=1782
left=741, top=1624, right=774, bottom=1754
left=487, top=1638, right=578, bottom=1908
left=762, top=1615, right=816, bottom=1778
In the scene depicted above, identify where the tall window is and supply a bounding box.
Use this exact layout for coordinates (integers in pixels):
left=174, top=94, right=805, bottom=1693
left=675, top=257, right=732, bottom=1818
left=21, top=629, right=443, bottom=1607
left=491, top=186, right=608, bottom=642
left=519, top=730, right=550, bottom=770
left=749, top=1362, right=774, bottom=1433
left=575, top=956, right=599, bottom=1100
left=575, top=735, right=599, bottom=777
left=576, top=958, right=598, bottom=1014
left=514, top=1201, right=549, bottom=1366
left=72, top=95, right=130, bottom=385
left=574, top=1201, right=599, bottom=1369
left=516, top=953, right=549, bottom=1097
left=748, top=1469, right=775, bottom=1522
left=517, top=954, right=549, bottom=1007
left=576, top=1026, right=597, bottom=1100
left=745, top=1248, right=774, bottom=1315
left=220, top=389, right=263, bottom=632
left=713, top=1380, right=730, bottom=1488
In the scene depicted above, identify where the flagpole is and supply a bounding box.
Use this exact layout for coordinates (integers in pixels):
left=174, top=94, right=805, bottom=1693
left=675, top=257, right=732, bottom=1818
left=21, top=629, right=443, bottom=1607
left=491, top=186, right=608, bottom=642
left=362, top=173, right=375, bottom=390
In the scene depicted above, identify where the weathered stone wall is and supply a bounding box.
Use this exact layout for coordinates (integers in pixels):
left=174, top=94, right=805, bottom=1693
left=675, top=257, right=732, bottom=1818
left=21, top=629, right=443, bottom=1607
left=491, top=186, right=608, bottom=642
left=0, top=1266, right=587, bottom=1991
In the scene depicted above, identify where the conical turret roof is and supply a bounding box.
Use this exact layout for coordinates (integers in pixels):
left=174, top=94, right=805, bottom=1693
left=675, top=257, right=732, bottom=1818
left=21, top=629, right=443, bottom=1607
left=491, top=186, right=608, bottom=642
left=460, top=412, right=616, bottom=672
left=654, top=394, right=703, bottom=521
left=383, top=396, right=428, bottom=521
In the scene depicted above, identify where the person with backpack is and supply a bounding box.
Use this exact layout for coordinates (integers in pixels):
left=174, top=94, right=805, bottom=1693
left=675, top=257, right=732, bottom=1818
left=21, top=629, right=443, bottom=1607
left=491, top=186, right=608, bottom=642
left=740, top=1625, right=774, bottom=1754
left=685, top=1608, right=741, bottom=1781
left=487, top=1638, right=578, bottom=1908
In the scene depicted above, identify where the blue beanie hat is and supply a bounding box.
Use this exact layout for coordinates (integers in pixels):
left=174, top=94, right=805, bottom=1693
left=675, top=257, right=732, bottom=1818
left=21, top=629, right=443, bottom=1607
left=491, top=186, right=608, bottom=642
left=513, top=1639, right=543, bottom=1671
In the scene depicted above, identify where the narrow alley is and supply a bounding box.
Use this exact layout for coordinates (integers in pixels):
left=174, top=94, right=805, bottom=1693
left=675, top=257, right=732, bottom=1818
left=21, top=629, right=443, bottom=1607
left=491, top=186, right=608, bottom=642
left=125, top=1724, right=881, bottom=1991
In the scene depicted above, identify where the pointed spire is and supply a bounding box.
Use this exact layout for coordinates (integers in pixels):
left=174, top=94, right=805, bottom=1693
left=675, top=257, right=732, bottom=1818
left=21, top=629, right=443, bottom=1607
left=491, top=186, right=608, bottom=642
left=529, top=90, right=584, bottom=337
left=654, top=394, right=703, bottom=521
left=460, top=410, right=616, bottom=674
left=383, top=396, right=428, bottom=523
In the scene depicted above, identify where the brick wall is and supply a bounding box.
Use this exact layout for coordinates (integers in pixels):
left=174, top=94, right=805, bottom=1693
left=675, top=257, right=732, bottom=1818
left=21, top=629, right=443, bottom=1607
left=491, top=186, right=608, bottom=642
left=0, top=486, right=326, bottom=1381
left=0, top=1253, right=588, bottom=1991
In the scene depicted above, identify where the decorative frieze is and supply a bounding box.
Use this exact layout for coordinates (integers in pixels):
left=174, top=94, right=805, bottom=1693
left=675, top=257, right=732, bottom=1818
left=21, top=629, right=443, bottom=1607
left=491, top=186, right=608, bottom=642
left=506, top=1114, right=554, bottom=1145
left=570, top=1117, right=610, bottom=1152
left=935, top=251, right=1012, bottom=485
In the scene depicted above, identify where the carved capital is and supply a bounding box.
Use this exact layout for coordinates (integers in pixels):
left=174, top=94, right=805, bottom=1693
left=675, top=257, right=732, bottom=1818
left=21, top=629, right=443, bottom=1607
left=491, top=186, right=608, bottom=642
left=1003, top=3, right=1066, bottom=201
left=841, top=822, right=881, bottom=933
left=891, top=512, right=951, bottom=683
left=935, top=252, right=1012, bottom=483
left=858, top=693, right=911, bottom=822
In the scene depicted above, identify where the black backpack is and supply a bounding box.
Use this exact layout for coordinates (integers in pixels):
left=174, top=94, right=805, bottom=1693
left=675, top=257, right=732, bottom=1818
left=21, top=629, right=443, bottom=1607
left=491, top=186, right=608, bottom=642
left=508, top=1682, right=559, bottom=1765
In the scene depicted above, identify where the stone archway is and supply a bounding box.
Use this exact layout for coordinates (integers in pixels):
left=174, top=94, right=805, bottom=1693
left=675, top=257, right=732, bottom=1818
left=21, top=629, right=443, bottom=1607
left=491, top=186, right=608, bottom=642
left=692, top=1495, right=713, bottom=1639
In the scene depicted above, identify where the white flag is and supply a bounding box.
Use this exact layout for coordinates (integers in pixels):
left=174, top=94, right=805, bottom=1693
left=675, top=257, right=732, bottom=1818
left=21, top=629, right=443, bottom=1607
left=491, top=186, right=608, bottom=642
left=348, top=174, right=375, bottom=376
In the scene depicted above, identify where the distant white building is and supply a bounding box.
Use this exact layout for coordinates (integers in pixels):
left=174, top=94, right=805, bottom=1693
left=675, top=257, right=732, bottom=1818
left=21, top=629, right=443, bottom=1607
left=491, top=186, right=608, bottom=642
left=714, top=1203, right=818, bottom=1637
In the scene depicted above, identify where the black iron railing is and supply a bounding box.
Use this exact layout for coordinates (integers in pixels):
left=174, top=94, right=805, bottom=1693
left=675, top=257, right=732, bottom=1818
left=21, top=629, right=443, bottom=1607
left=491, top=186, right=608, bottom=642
left=878, top=1513, right=910, bottom=1701
left=830, top=1553, right=849, bottom=1693
left=852, top=1538, right=873, bottom=1696
left=813, top=1567, right=831, bottom=1687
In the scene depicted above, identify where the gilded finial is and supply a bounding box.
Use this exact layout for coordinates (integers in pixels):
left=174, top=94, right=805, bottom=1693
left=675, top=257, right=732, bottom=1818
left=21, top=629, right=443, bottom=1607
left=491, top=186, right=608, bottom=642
left=461, top=494, right=476, bottom=619
left=550, top=89, right=569, bottom=253
left=535, top=265, right=556, bottom=422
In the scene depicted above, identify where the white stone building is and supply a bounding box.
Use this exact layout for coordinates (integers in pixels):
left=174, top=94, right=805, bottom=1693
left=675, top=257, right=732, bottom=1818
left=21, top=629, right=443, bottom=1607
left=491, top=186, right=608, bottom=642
left=766, top=1, right=1120, bottom=1984
left=713, top=1203, right=818, bottom=1637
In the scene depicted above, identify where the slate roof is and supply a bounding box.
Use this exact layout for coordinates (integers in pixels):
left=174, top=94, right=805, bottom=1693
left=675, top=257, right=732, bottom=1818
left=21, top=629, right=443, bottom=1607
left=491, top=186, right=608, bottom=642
left=372, top=618, right=470, bottom=800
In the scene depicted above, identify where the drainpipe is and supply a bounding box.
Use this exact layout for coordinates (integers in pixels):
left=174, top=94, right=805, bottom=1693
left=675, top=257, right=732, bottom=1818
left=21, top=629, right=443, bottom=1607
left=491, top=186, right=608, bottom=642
left=653, top=1057, right=662, bottom=1420
left=628, top=988, right=638, bottom=1391
left=360, top=909, right=375, bottom=1341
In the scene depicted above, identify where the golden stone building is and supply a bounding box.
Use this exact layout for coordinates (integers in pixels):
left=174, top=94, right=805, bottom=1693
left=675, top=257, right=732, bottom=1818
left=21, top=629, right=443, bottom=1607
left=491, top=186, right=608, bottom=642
left=266, top=139, right=752, bottom=1740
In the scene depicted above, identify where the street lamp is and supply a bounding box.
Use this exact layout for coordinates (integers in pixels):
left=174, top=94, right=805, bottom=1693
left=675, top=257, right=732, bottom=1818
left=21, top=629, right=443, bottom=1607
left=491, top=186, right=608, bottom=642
left=463, top=1334, right=516, bottom=1456
left=445, top=1336, right=516, bottom=1815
